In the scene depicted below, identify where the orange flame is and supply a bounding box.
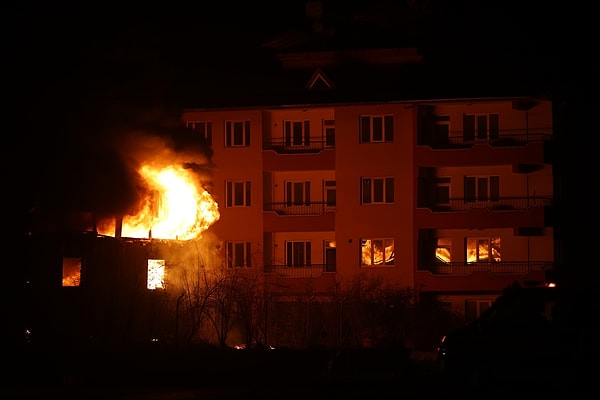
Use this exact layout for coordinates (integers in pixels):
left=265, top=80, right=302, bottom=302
left=118, top=164, right=219, bottom=240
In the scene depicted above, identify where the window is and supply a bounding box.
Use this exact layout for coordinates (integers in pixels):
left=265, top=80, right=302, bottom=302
left=147, top=259, right=166, bottom=290
left=285, top=181, right=310, bottom=206
left=361, top=238, right=395, bottom=266
left=463, top=114, right=499, bottom=141
left=466, top=237, right=501, bottom=263
left=226, top=181, right=251, bottom=207
left=360, top=115, right=394, bottom=143
left=464, top=176, right=500, bottom=202
left=225, top=120, right=251, bottom=147
left=284, top=120, right=310, bottom=146
left=286, top=241, right=311, bottom=267
left=433, top=120, right=450, bottom=143
left=227, top=242, right=252, bottom=268
left=361, top=177, right=394, bottom=204
left=436, top=238, right=452, bottom=263
left=435, top=177, right=451, bottom=205
left=186, top=121, right=212, bottom=145
left=62, top=257, right=81, bottom=287
left=324, top=240, right=336, bottom=272
left=465, top=299, right=493, bottom=323
left=324, top=180, right=336, bottom=208
left=323, top=119, right=335, bottom=147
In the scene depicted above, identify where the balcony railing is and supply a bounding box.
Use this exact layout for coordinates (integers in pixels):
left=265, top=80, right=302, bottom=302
left=418, top=261, right=553, bottom=275
left=263, top=138, right=333, bottom=153
left=264, top=264, right=334, bottom=277
left=264, top=202, right=335, bottom=216
left=420, top=196, right=552, bottom=212
left=423, top=130, right=552, bottom=149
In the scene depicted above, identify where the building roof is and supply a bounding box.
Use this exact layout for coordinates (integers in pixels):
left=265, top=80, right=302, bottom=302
left=182, top=44, right=553, bottom=109
left=180, top=1, right=555, bottom=109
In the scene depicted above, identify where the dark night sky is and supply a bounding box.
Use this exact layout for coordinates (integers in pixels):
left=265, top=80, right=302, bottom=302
left=8, top=1, right=591, bottom=233
left=12, top=2, right=307, bottom=225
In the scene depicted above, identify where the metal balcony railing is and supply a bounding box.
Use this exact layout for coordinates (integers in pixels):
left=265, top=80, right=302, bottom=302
left=423, top=130, right=552, bottom=149
left=263, top=138, right=333, bottom=153
left=263, top=261, right=552, bottom=277
left=264, top=264, right=334, bottom=277
left=264, top=202, right=335, bottom=216
left=420, top=196, right=552, bottom=212
left=418, top=261, right=553, bottom=275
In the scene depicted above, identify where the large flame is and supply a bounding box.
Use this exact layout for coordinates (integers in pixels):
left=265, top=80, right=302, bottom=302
left=117, top=164, right=219, bottom=240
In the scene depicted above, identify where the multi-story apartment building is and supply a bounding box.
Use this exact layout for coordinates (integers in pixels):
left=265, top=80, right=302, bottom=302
left=182, top=100, right=554, bottom=320
left=181, top=48, right=555, bottom=327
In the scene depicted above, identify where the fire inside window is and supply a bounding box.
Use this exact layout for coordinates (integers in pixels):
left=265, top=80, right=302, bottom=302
left=62, top=257, right=81, bottom=287
left=361, top=239, right=395, bottom=266
left=147, top=259, right=166, bottom=290
left=436, top=238, right=452, bottom=263
left=466, top=237, right=501, bottom=263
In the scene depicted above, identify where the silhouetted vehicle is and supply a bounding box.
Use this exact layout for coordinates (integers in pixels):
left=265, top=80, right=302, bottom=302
left=436, top=284, right=600, bottom=389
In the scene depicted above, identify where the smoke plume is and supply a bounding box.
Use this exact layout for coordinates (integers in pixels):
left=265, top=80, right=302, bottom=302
left=31, top=105, right=214, bottom=229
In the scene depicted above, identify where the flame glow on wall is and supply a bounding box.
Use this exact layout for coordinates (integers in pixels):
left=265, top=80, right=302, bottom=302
left=103, top=163, right=220, bottom=241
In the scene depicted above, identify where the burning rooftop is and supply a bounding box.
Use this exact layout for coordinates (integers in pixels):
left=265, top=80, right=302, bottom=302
left=97, top=163, right=219, bottom=241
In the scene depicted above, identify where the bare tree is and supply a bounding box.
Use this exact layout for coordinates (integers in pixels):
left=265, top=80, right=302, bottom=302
left=205, top=267, right=270, bottom=349
left=234, top=269, right=269, bottom=348
left=205, top=271, right=237, bottom=348
left=166, top=236, right=227, bottom=346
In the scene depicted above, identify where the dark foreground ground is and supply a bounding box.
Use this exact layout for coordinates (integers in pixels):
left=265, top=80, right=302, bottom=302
left=3, top=348, right=598, bottom=399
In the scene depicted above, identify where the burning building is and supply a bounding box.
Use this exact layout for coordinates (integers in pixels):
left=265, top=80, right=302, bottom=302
left=19, top=125, right=233, bottom=350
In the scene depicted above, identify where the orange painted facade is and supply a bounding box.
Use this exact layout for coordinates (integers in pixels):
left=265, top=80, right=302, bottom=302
left=183, top=95, right=554, bottom=319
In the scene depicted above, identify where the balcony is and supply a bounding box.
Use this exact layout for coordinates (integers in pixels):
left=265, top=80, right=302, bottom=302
left=418, top=261, right=553, bottom=276
left=264, top=264, right=334, bottom=277
left=421, top=130, right=552, bottom=150
left=264, top=202, right=335, bottom=216
left=420, top=196, right=552, bottom=213
left=263, top=138, right=333, bottom=154
left=415, top=131, right=551, bottom=167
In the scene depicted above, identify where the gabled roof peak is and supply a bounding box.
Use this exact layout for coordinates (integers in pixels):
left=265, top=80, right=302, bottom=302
left=305, top=68, right=334, bottom=91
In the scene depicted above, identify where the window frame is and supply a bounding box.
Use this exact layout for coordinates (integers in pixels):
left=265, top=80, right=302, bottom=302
left=226, top=180, right=252, bottom=207
left=435, top=238, right=452, bottom=263
left=463, top=113, right=499, bottom=141
left=225, top=120, right=251, bottom=147
left=465, top=299, right=493, bottom=323
left=435, top=177, right=451, bottom=205
left=466, top=236, right=501, bottom=263
left=361, top=177, right=394, bottom=204
left=464, top=175, right=500, bottom=203
left=283, top=120, right=311, bottom=146
left=286, top=240, right=312, bottom=267
left=360, top=238, right=395, bottom=267
left=226, top=241, right=252, bottom=268
left=323, top=119, right=335, bottom=147
left=359, top=115, right=394, bottom=143
left=285, top=180, right=310, bottom=206
left=324, top=180, right=336, bottom=209
left=186, top=120, right=213, bottom=145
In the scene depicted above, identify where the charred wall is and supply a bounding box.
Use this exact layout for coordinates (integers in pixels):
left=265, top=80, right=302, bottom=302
left=18, top=232, right=186, bottom=351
